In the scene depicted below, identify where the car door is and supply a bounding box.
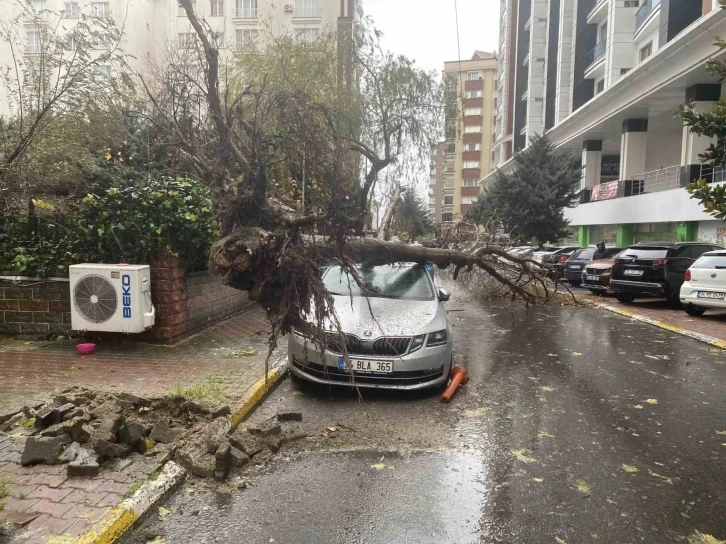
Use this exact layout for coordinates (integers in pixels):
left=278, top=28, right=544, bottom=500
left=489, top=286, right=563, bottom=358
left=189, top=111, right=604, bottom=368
left=669, top=246, right=708, bottom=291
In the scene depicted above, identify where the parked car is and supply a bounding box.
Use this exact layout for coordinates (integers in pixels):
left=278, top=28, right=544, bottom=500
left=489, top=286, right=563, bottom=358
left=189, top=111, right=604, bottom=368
left=680, top=250, right=726, bottom=316
left=289, top=263, right=453, bottom=390
left=580, top=249, right=626, bottom=294
left=610, top=242, right=724, bottom=306
left=532, top=247, right=563, bottom=263
left=562, top=247, right=598, bottom=286
left=543, top=247, right=581, bottom=274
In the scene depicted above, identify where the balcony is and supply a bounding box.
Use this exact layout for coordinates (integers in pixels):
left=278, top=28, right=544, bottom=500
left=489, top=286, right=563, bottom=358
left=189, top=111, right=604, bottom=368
left=635, top=0, right=660, bottom=32
left=586, top=0, right=608, bottom=25
left=234, top=7, right=258, bottom=18
left=584, top=39, right=607, bottom=72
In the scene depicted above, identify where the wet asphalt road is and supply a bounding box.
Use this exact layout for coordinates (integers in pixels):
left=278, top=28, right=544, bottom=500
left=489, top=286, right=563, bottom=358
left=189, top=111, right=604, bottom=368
left=123, top=283, right=726, bottom=544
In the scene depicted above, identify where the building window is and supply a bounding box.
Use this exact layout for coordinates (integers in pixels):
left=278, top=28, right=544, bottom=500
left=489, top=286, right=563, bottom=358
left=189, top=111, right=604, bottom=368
left=294, top=0, right=320, bottom=18
left=212, top=32, right=224, bottom=47
left=442, top=213, right=453, bottom=222
left=598, top=21, right=607, bottom=42
left=295, top=28, right=319, bottom=43
left=444, top=196, right=454, bottom=205
left=92, top=34, right=109, bottom=50
left=595, top=78, right=605, bottom=94
left=179, top=32, right=197, bottom=48
left=64, top=2, right=79, bottom=17
left=93, top=64, right=111, bottom=79
left=463, top=161, right=480, bottom=169
left=179, top=0, right=197, bottom=16
left=28, top=0, right=44, bottom=12
left=463, top=178, right=478, bottom=187
left=467, top=70, right=483, bottom=81
left=90, top=2, right=110, bottom=17
left=235, top=0, right=257, bottom=17
left=27, top=31, right=42, bottom=54
left=639, top=42, right=652, bottom=62
left=464, top=107, right=482, bottom=116
left=465, top=143, right=481, bottom=152
left=429, top=198, right=435, bottom=206
left=236, top=29, right=258, bottom=49
left=464, top=125, right=482, bottom=134
left=210, top=0, right=223, bottom=15
left=65, top=34, right=77, bottom=51
left=466, top=89, right=482, bottom=99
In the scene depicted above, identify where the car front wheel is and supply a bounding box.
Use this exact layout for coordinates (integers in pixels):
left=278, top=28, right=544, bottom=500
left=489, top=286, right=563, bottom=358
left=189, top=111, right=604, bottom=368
left=685, top=304, right=706, bottom=317
left=616, top=294, right=635, bottom=303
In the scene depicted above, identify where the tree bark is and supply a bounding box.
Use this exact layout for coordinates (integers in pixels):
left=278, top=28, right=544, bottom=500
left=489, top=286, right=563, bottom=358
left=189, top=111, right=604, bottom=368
left=377, top=185, right=405, bottom=240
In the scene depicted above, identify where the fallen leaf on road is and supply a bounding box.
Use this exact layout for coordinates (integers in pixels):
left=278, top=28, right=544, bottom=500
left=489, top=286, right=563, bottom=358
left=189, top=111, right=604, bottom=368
left=463, top=407, right=490, bottom=417
left=538, top=431, right=555, bottom=439
left=633, top=405, right=643, bottom=410
left=572, top=352, right=583, bottom=357
left=576, top=479, right=591, bottom=494
left=326, top=426, right=338, bottom=432
left=540, top=386, right=555, bottom=392
left=370, top=463, right=393, bottom=470
left=225, top=349, right=257, bottom=359
left=555, top=537, right=568, bottom=544
left=643, top=399, right=658, bottom=405
left=533, top=478, right=544, bottom=483
left=622, top=464, right=639, bottom=473
left=716, top=430, right=726, bottom=436
left=648, top=470, right=673, bottom=485
left=158, top=507, right=171, bottom=519
left=546, top=353, right=558, bottom=357
left=688, top=531, right=726, bottom=544
left=511, top=449, right=537, bottom=464
left=147, top=538, right=165, bottom=544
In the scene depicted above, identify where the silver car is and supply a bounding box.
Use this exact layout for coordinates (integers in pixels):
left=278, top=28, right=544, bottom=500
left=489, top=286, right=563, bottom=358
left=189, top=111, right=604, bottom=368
left=288, top=263, right=453, bottom=390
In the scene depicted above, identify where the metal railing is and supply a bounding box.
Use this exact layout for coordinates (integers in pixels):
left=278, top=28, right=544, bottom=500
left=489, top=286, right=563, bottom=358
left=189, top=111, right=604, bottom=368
left=635, top=0, right=660, bottom=31
left=628, top=164, right=681, bottom=194
left=584, top=39, right=607, bottom=69
left=234, top=7, right=258, bottom=18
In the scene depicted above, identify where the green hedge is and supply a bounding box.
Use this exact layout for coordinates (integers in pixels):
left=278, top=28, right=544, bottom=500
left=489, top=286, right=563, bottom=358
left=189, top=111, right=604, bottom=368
left=0, top=177, right=217, bottom=278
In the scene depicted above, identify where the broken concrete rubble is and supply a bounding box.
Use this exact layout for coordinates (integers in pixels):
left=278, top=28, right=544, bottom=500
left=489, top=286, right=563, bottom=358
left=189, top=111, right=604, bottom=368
left=21, top=436, right=68, bottom=466
left=277, top=412, right=303, bottom=422
left=115, top=392, right=152, bottom=407
left=150, top=421, right=182, bottom=444
left=248, top=423, right=282, bottom=437
left=229, top=446, right=250, bottom=468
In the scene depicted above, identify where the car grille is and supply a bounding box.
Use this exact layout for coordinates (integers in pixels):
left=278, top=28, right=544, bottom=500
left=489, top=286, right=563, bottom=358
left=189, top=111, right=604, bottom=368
left=324, top=333, right=412, bottom=357
left=292, top=360, right=445, bottom=385
left=585, top=268, right=601, bottom=275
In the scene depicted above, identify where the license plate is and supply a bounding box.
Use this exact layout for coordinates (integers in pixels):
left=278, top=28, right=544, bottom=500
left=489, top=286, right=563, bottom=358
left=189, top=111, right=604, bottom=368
left=586, top=275, right=599, bottom=281
left=338, top=358, right=393, bottom=374
left=568, top=265, right=581, bottom=270
left=624, top=269, right=644, bottom=276
left=697, top=291, right=725, bottom=300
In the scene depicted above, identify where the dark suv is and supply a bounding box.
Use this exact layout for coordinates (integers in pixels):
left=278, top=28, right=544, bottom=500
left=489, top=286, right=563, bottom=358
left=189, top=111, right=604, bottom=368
left=610, top=242, right=724, bottom=306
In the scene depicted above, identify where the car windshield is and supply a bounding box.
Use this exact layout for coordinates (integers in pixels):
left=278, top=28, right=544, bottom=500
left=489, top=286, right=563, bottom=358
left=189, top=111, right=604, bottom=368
left=572, top=248, right=596, bottom=260
left=604, top=248, right=623, bottom=258
left=620, top=247, right=669, bottom=259
left=323, top=265, right=435, bottom=301
left=693, top=255, right=726, bottom=269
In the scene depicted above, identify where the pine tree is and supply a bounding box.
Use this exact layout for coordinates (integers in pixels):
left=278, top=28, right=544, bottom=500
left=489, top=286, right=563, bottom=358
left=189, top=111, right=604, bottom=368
left=391, top=190, right=434, bottom=241
left=465, top=134, right=580, bottom=243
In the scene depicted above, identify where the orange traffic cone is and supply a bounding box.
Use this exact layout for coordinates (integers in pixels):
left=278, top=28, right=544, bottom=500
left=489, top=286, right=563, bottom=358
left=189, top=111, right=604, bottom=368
left=440, top=364, right=469, bottom=403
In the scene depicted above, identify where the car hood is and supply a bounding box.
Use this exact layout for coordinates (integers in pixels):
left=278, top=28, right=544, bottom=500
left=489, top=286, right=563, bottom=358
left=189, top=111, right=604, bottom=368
left=331, top=295, right=444, bottom=337
left=587, top=258, right=616, bottom=270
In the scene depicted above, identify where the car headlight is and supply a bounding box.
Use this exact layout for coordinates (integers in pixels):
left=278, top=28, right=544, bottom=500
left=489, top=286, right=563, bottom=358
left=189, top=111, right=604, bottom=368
left=427, top=329, right=447, bottom=347
left=409, top=334, right=426, bottom=353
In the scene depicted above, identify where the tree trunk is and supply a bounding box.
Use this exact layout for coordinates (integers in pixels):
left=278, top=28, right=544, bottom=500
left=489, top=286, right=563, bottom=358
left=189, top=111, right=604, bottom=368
left=377, top=185, right=405, bottom=240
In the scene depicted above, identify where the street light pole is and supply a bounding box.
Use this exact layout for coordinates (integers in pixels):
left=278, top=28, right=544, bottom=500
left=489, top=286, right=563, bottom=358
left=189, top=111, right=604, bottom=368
left=302, top=151, right=306, bottom=208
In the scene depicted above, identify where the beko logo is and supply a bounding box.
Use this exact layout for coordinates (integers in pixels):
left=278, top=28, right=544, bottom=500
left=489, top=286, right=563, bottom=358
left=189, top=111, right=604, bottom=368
left=122, top=274, right=131, bottom=318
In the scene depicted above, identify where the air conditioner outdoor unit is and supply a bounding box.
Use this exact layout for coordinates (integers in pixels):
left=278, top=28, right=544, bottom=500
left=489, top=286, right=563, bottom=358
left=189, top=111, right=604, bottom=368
left=284, top=4, right=293, bottom=11
left=69, top=264, right=155, bottom=333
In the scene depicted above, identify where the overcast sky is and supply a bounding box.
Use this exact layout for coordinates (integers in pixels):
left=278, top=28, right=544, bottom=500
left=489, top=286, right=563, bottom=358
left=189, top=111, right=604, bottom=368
left=362, top=0, right=500, bottom=73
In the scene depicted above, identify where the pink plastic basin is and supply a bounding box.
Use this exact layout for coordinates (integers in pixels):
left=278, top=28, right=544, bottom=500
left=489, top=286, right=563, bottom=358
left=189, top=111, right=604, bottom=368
left=76, top=343, right=96, bottom=355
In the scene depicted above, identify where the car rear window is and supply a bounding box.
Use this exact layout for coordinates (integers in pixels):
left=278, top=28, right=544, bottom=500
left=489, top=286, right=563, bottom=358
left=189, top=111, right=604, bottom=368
left=692, top=255, right=726, bottom=269
left=619, top=248, right=669, bottom=259
left=323, top=265, right=435, bottom=301
left=572, top=248, right=596, bottom=260
left=604, top=248, right=622, bottom=258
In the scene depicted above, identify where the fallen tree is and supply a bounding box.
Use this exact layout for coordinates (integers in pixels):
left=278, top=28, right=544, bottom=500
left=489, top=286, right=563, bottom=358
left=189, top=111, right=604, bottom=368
left=144, top=2, right=559, bottom=363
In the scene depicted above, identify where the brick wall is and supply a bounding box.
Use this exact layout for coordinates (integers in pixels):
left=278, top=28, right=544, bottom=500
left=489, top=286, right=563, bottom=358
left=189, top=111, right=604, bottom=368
left=0, top=280, right=71, bottom=337
left=1, top=257, right=251, bottom=342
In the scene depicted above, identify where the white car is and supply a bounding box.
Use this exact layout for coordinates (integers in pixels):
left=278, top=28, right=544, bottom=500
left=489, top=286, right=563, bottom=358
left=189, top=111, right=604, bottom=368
left=680, top=250, right=726, bottom=316
left=532, top=247, right=564, bottom=263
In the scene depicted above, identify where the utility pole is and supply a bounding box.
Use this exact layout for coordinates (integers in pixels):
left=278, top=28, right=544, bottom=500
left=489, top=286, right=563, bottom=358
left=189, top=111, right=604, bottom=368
left=301, top=151, right=306, bottom=208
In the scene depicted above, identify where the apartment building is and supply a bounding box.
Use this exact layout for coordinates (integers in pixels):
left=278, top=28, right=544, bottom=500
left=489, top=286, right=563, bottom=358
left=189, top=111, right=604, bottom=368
left=0, top=0, right=361, bottom=117
left=487, top=0, right=726, bottom=246
left=429, top=52, right=498, bottom=224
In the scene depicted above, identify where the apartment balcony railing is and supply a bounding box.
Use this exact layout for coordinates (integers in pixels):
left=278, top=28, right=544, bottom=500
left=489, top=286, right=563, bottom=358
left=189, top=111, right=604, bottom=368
left=635, top=0, right=660, bottom=31
left=235, top=7, right=258, bottom=18
left=584, top=39, right=607, bottom=70
left=293, top=7, right=321, bottom=17
left=584, top=165, right=692, bottom=204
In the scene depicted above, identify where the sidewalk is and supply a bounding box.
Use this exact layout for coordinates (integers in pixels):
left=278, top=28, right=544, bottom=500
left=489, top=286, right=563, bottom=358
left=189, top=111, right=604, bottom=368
left=583, top=292, right=726, bottom=344
left=0, top=305, right=280, bottom=543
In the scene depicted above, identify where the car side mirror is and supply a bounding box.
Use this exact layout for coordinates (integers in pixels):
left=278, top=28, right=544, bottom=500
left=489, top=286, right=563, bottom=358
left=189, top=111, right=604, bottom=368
left=438, top=288, right=450, bottom=302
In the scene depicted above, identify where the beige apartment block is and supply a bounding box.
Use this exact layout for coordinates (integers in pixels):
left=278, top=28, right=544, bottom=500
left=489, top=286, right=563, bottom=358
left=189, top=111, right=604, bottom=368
left=439, top=51, right=498, bottom=222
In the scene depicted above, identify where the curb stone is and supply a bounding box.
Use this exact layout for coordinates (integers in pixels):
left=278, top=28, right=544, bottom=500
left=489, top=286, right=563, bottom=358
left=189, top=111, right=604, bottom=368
left=72, top=355, right=288, bottom=543
left=596, top=303, right=726, bottom=350
left=75, top=461, right=186, bottom=544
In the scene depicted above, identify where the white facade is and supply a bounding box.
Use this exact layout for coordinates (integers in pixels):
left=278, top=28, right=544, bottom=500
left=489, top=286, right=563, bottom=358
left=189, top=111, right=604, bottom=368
left=0, top=0, right=360, bottom=117
left=487, top=0, right=726, bottom=245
